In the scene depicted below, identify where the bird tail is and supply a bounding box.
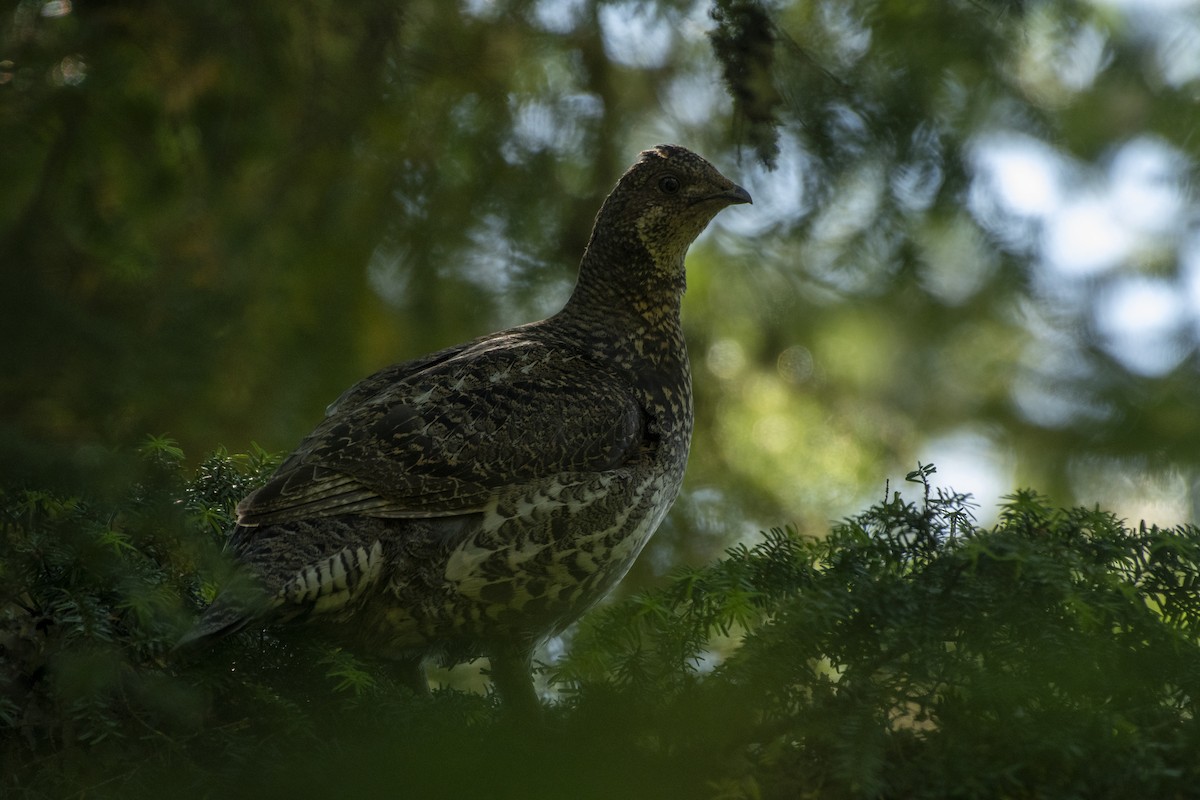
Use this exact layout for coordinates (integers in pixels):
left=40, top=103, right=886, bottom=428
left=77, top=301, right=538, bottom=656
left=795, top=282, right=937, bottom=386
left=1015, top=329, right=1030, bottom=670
left=172, top=604, right=254, bottom=653
left=172, top=574, right=274, bottom=656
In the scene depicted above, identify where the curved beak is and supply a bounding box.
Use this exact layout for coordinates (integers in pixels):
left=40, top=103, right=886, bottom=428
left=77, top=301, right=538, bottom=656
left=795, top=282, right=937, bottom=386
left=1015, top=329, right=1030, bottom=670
left=725, top=184, right=753, bottom=205
left=695, top=183, right=753, bottom=207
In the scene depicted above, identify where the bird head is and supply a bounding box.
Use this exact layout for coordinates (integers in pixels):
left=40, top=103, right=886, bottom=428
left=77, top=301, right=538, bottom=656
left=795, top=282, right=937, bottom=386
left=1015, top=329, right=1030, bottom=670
left=568, top=145, right=750, bottom=320
left=603, top=144, right=752, bottom=271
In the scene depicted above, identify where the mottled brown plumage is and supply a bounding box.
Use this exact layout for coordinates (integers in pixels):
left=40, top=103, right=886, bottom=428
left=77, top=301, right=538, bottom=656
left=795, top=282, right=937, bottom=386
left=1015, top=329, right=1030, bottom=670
left=179, top=145, right=750, bottom=708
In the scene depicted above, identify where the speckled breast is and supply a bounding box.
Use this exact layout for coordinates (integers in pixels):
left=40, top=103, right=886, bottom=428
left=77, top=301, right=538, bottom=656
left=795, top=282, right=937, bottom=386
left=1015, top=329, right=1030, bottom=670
left=372, top=460, right=679, bottom=651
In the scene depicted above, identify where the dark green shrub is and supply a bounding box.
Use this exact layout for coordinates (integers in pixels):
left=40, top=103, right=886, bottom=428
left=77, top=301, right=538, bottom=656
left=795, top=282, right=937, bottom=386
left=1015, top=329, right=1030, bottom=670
left=3, top=450, right=1197, bottom=799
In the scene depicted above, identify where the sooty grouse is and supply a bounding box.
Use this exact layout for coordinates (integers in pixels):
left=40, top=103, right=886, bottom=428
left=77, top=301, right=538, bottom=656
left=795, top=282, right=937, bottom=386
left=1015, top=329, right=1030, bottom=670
left=179, top=144, right=751, bottom=708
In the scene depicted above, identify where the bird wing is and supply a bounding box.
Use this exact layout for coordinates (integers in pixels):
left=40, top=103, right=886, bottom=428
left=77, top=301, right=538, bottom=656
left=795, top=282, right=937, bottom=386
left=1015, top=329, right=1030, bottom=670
left=235, top=332, right=647, bottom=527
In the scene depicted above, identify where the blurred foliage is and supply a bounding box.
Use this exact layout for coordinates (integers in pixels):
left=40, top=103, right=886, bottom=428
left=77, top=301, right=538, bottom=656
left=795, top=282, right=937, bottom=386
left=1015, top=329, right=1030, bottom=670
left=701, top=0, right=1200, bottom=526
left=4, top=445, right=1199, bottom=798
left=3, top=0, right=1199, bottom=575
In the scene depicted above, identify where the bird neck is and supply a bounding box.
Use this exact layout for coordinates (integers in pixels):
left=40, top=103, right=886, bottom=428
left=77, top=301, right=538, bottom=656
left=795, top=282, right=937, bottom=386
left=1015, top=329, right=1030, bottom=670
left=559, top=232, right=686, bottom=335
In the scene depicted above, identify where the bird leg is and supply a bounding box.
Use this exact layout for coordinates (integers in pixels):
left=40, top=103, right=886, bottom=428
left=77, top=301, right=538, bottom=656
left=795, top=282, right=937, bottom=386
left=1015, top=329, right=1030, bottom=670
left=394, top=656, right=430, bottom=696
left=486, top=647, right=540, bottom=717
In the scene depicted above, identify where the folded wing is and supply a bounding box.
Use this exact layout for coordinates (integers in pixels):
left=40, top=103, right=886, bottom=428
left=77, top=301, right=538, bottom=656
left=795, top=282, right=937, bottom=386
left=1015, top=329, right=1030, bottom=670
left=235, top=333, right=646, bottom=528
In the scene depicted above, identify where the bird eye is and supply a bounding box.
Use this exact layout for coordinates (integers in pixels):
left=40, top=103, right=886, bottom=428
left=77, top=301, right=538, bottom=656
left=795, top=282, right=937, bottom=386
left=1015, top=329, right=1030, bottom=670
left=658, top=175, right=680, bottom=194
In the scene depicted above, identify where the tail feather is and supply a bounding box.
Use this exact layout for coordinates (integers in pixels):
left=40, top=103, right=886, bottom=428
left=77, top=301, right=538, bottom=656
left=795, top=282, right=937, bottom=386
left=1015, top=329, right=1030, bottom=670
left=172, top=574, right=274, bottom=655
left=173, top=602, right=257, bottom=653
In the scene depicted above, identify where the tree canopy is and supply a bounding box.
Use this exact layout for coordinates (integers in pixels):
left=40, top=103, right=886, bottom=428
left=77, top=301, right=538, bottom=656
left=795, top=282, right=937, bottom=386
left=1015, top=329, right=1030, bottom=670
left=5, top=0, right=1199, bottom=546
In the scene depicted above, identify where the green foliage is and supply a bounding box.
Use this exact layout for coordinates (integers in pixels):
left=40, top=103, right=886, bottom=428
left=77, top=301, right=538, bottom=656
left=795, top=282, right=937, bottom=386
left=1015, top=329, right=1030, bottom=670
left=0, top=439, right=265, bottom=792
left=3, top=447, right=1198, bottom=798
left=709, top=0, right=781, bottom=166
left=558, top=470, right=1200, bottom=797
left=8, top=0, right=1200, bottom=543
